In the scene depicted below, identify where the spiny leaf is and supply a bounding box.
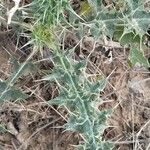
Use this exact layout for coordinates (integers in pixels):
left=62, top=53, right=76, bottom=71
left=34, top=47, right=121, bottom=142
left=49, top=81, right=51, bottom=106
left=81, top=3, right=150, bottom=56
left=0, top=87, right=28, bottom=102
left=128, top=48, right=149, bottom=67
left=74, top=61, right=86, bottom=75
left=9, top=60, right=36, bottom=84
left=131, top=10, right=150, bottom=36
left=0, top=89, right=28, bottom=101
left=86, top=78, right=107, bottom=94
left=120, top=32, right=141, bottom=45
left=48, top=97, right=65, bottom=105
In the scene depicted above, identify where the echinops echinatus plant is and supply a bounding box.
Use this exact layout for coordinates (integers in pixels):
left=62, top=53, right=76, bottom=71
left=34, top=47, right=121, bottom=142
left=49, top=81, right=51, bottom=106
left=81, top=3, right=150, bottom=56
left=29, top=1, right=149, bottom=149
left=42, top=49, right=114, bottom=150
left=0, top=0, right=150, bottom=149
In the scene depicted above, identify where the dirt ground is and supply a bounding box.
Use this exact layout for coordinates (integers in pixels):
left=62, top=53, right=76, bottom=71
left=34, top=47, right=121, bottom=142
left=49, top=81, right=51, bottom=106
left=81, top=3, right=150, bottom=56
left=0, top=1, right=150, bottom=150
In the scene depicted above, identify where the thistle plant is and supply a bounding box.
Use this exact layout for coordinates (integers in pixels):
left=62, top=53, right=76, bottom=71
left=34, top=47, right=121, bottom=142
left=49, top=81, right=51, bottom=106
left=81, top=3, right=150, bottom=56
left=23, top=1, right=114, bottom=149
left=42, top=49, right=113, bottom=150
left=29, top=1, right=149, bottom=149
left=0, top=0, right=150, bottom=149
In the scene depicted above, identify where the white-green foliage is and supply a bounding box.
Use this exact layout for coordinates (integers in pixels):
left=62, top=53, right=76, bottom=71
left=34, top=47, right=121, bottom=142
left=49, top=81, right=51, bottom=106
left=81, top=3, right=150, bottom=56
left=31, top=0, right=72, bottom=26
left=0, top=0, right=149, bottom=149
left=30, top=1, right=149, bottom=149
left=43, top=49, right=113, bottom=150
left=0, top=80, right=28, bottom=101
left=30, top=0, right=150, bottom=67
left=76, top=0, right=150, bottom=66
left=0, top=58, right=35, bottom=102
left=129, top=47, right=150, bottom=67
left=84, top=0, right=150, bottom=38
